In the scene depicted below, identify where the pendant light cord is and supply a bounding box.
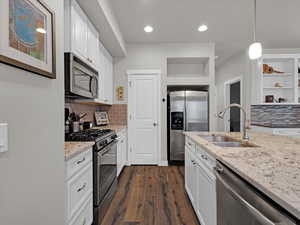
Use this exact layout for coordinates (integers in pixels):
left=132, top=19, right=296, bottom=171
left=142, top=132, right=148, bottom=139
left=253, top=0, right=257, bottom=42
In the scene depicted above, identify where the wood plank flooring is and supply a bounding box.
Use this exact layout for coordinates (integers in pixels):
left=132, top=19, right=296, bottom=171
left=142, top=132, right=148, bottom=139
left=101, top=166, right=200, bottom=225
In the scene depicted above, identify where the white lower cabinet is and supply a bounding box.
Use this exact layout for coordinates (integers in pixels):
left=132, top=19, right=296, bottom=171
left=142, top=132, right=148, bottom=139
left=185, top=138, right=216, bottom=225
left=65, top=148, right=93, bottom=225
left=117, top=129, right=127, bottom=177
left=69, top=195, right=93, bottom=225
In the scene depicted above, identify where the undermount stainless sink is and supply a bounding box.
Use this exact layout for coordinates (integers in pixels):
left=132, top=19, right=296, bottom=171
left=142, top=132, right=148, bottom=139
left=213, top=141, right=257, bottom=148
left=198, top=134, right=258, bottom=148
left=198, top=134, right=234, bottom=142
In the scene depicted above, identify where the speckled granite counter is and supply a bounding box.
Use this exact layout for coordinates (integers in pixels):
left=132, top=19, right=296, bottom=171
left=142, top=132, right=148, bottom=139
left=92, top=125, right=127, bottom=133
left=184, top=131, right=300, bottom=220
left=64, top=142, right=94, bottom=161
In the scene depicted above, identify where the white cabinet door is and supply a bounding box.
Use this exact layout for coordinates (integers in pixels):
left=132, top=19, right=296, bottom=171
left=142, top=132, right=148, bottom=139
left=97, top=43, right=105, bottom=102
left=87, top=20, right=99, bottom=67
left=117, top=139, right=122, bottom=177
left=185, top=149, right=195, bottom=204
left=195, top=159, right=216, bottom=225
left=70, top=0, right=88, bottom=60
left=117, top=130, right=127, bottom=177
left=102, top=47, right=113, bottom=104
left=97, top=41, right=113, bottom=104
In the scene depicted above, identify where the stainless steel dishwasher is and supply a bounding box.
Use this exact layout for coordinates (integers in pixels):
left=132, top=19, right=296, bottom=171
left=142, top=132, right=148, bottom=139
left=214, top=161, right=299, bottom=225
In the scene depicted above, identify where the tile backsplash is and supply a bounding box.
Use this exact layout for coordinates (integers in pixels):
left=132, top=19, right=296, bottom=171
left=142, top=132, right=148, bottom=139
left=107, top=104, right=127, bottom=125
left=65, top=101, right=127, bottom=125
left=251, top=104, right=300, bottom=128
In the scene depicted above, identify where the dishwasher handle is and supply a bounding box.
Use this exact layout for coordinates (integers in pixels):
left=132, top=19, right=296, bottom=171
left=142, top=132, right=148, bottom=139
left=214, top=168, right=277, bottom=225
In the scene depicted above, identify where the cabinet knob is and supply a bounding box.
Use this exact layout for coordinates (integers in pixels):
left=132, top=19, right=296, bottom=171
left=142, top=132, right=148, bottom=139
left=77, top=183, right=87, bottom=192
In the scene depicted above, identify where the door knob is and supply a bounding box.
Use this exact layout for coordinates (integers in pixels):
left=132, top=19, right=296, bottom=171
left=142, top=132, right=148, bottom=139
left=153, top=122, right=158, bottom=127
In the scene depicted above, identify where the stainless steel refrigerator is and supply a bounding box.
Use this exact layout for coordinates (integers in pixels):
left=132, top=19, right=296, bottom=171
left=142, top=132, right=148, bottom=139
left=169, top=91, right=209, bottom=162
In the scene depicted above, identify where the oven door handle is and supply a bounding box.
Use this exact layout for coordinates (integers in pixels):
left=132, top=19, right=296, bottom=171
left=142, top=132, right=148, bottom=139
left=214, top=168, right=277, bottom=225
left=100, top=140, right=118, bottom=156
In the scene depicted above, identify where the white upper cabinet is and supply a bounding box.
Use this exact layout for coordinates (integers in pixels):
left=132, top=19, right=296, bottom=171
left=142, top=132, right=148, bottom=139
left=65, top=0, right=113, bottom=104
left=87, top=20, right=99, bottom=66
left=98, top=41, right=113, bottom=104
left=65, top=0, right=99, bottom=70
left=70, top=0, right=88, bottom=59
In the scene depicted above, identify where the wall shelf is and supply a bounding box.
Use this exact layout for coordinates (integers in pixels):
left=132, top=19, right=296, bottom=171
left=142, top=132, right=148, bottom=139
left=263, top=87, right=293, bottom=89
left=263, top=73, right=293, bottom=77
left=258, top=54, right=300, bottom=104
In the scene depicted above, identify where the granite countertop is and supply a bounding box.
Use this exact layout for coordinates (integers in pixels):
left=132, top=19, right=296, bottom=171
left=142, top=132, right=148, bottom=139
left=92, top=124, right=127, bottom=133
left=184, top=131, right=300, bottom=220
left=64, top=142, right=94, bottom=161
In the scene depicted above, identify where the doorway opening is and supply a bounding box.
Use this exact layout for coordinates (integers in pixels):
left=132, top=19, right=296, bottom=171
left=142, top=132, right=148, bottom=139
left=224, top=78, right=242, bottom=132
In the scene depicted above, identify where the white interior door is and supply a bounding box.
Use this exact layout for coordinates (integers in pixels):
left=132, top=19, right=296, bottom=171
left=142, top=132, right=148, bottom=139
left=128, top=74, right=159, bottom=165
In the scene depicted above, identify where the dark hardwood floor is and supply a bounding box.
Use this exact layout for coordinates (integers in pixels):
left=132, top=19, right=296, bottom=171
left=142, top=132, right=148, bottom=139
left=101, top=166, right=200, bottom=225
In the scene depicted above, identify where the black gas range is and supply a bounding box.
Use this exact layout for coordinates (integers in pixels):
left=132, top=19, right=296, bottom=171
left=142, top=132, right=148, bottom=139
left=66, top=128, right=118, bottom=225
left=66, top=129, right=117, bottom=151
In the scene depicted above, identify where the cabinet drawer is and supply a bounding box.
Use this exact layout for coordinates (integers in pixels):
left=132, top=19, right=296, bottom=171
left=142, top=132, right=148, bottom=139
left=66, top=149, right=92, bottom=179
left=69, top=195, right=93, bottom=225
left=67, top=163, right=93, bottom=220
left=185, top=137, right=196, bottom=152
left=196, top=145, right=216, bottom=171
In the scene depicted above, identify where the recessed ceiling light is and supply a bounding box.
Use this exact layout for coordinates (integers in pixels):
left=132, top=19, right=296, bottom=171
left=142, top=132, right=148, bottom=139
left=144, top=25, right=153, bottom=33
left=198, top=25, right=208, bottom=32
left=36, top=27, right=47, bottom=34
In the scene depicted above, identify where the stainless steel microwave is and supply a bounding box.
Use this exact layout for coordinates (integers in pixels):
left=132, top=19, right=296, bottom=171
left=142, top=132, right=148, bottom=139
left=65, top=53, right=98, bottom=99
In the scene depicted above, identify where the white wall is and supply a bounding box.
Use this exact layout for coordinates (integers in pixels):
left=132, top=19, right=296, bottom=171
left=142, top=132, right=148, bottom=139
left=215, top=51, right=249, bottom=131
left=0, top=0, right=65, bottom=224
left=113, top=43, right=216, bottom=161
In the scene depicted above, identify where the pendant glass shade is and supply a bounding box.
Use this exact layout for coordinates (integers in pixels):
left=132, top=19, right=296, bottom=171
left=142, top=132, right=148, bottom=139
left=248, top=42, right=262, bottom=60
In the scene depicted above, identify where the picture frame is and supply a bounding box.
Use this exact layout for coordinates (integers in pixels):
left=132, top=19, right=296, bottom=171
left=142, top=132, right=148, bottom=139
left=95, top=112, right=110, bottom=126
left=0, top=0, right=56, bottom=79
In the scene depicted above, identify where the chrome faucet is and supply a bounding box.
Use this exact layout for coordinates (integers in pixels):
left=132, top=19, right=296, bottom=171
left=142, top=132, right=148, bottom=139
left=218, top=104, right=249, bottom=140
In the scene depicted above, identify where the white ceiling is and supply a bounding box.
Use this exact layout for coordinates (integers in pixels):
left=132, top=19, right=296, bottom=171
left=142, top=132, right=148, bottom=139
left=111, top=0, right=300, bottom=65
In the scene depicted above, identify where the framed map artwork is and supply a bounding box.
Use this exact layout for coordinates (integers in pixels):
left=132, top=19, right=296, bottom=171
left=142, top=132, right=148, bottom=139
left=0, top=0, right=56, bottom=78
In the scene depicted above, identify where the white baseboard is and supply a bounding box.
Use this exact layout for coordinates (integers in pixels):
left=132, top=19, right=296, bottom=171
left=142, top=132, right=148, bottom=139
left=158, top=161, right=168, bottom=166
left=124, top=161, right=168, bottom=166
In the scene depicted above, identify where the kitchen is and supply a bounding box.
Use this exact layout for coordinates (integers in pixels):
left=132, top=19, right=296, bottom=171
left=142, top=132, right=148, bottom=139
left=0, top=0, right=300, bottom=225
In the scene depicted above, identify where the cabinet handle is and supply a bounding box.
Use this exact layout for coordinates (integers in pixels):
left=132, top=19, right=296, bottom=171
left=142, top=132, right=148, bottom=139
left=201, top=155, right=208, bottom=160
left=77, top=183, right=87, bottom=193
left=76, top=157, right=86, bottom=165
left=82, top=217, right=86, bottom=225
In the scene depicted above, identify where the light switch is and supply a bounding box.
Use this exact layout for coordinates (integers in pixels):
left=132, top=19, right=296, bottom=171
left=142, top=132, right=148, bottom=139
left=0, top=123, right=8, bottom=152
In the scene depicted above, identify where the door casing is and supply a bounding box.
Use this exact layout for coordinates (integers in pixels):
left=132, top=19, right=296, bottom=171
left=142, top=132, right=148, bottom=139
left=223, top=76, right=243, bottom=132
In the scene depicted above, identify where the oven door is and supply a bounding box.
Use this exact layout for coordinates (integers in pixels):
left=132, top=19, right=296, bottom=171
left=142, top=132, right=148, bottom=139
left=94, top=140, right=117, bottom=206
left=71, top=58, right=98, bottom=99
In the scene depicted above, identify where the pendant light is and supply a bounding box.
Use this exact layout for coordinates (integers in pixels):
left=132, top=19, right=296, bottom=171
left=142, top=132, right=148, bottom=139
left=249, top=0, right=262, bottom=60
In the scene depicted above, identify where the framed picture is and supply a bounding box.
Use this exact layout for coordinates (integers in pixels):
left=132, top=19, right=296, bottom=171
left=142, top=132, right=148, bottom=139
left=0, top=0, right=56, bottom=79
